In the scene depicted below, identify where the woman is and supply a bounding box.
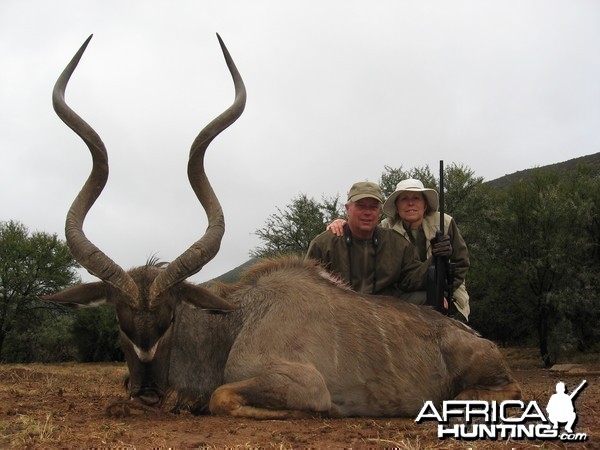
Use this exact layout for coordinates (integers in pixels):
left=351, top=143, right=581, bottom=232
left=328, top=178, right=470, bottom=320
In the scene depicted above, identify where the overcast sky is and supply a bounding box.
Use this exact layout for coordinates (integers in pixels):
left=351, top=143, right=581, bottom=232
left=2, top=0, right=599, bottom=283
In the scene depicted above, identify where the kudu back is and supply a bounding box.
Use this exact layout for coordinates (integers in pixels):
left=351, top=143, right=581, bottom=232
left=43, top=35, right=521, bottom=419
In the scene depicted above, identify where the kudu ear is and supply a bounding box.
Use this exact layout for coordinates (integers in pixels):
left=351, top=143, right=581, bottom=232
left=40, top=281, right=108, bottom=308
left=179, top=284, right=237, bottom=313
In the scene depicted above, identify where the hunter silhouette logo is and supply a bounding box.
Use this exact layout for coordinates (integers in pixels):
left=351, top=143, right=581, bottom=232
left=415, top=379, right=589, bottom=442
left=546, top=380, right=586, bottom=434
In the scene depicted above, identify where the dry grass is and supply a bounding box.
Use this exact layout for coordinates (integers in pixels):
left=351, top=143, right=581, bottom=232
left=1, top=351, right=598, bottom=449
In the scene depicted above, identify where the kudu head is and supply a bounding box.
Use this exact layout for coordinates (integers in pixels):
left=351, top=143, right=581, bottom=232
left=42, top=34, right=246, bottom=407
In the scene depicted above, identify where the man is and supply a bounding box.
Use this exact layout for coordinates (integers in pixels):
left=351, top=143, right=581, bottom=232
left=306, top=181, right=451, bottom=302
left=546, top=381, right=579, bottom=433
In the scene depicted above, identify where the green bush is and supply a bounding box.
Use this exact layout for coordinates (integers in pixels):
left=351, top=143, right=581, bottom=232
left=71, top=304, right=124, bottom=362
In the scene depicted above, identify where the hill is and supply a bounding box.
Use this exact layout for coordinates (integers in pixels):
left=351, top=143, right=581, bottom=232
left=485, top=151, right=600, bottom=189
left=206, top=257, right=260, bottom=284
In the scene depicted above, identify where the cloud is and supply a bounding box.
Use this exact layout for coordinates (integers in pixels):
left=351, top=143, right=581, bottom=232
left=1, top=0, right=599, bottom=282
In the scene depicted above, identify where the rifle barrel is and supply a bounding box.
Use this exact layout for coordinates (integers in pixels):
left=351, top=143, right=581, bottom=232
left=439, top=160, right=444, bottom=234
left=569, top=380, right=587, bottom=399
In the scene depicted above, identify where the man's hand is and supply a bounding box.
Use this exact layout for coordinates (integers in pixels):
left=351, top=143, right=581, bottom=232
left=431, top=234, right=452, bottom=257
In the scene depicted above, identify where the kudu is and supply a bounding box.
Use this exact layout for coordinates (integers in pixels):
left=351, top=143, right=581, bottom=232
left=43, top=35, right=521, bottom=419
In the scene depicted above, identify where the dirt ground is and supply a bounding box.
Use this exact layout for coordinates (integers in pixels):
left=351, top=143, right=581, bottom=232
left=1, top=348, right=598, bottom=449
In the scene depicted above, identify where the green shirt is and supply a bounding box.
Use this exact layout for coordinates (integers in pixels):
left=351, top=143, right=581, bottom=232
left=306, top=226, right=429, bottom=296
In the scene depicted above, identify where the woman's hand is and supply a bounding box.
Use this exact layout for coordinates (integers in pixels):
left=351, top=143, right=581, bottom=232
left=326, top=218, right=346, bottom=237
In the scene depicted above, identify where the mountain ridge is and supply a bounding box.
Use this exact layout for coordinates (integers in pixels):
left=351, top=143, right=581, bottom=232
left=485, top=151, right=600, bottom=189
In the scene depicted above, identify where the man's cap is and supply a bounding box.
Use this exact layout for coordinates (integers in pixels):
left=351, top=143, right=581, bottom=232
left=347, top=181, right=384, bottom=203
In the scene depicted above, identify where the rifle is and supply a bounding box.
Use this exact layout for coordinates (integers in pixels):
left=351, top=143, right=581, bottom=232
left=425, top=160, right=455, bottom=314
left=569, top=380, right=587, bottom=400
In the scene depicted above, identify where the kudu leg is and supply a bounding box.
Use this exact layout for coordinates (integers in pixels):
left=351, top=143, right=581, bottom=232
left=443, top=334, right=522, bottom=403
left=209, top=362, right=332, bottom=419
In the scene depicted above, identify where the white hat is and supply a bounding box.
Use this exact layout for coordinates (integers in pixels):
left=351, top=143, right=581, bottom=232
left=382, top=179, right=439, bottom=217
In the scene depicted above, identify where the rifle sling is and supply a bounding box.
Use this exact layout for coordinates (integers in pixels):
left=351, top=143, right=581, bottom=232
left=343, top=223, right=378, bottom=295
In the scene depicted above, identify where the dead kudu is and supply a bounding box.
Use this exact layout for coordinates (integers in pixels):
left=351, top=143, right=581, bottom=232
left=42, top=35, right=521, bottom=419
